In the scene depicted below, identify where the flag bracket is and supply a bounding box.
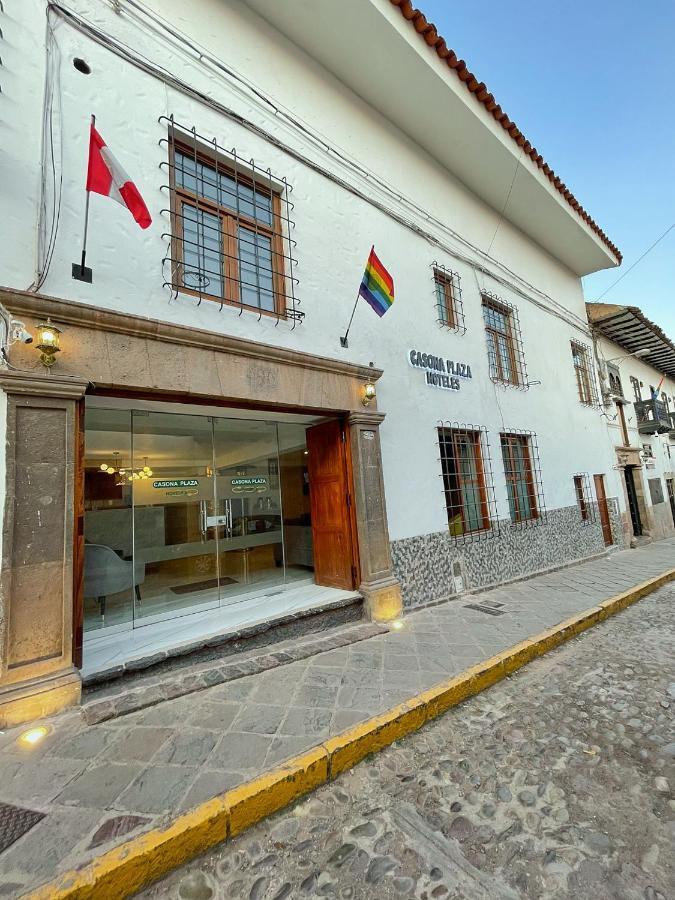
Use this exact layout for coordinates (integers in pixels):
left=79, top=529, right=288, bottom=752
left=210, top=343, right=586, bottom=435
left=72, top=261, right=92, bottom=283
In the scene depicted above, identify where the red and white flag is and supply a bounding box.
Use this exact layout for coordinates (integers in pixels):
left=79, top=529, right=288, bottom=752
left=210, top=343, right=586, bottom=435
left=86, top=124, right=152, bottom=229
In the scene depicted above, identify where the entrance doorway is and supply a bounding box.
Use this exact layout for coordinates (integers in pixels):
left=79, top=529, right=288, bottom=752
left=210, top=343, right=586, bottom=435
left=81, top=400, right=357, bottom=644
left=623, top=466, right=643, bottom=537
left=593, top=474, right=614, bottom=547
left=666, top=478, right=675, bottom=528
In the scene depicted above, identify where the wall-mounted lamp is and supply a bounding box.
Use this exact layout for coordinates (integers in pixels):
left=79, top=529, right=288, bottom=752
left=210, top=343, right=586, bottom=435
left=361, top=381, right=376, bottom=406
left=361, top=361, right=377, bottom=406
left=35, top=319, right=62, bottom=367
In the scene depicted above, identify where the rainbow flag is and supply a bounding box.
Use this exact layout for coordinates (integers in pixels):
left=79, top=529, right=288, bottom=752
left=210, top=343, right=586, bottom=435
left=359, top=246, right=394, bottom=317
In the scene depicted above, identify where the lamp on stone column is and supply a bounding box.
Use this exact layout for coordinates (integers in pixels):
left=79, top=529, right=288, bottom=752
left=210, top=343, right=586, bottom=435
left=361, top=381, right=376, bottom=406
left=361, top=361, right=377, bottom=406
left=35, top=318, right=62, bottom=367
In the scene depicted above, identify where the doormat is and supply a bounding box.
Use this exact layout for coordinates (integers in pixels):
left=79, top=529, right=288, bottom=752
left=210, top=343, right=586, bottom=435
left=0, top=801, right=45, bottom=854
left=170, top=577, right=237, bottom=595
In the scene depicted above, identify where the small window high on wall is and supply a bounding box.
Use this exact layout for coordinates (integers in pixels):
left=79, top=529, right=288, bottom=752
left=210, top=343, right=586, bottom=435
left=571, top=341, right=599, bottom=406
left=481, top=293, right=527, bottom=388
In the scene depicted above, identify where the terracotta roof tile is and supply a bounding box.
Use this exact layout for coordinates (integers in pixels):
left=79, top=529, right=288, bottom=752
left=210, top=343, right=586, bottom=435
left=389, top=0, right=622, bottom=263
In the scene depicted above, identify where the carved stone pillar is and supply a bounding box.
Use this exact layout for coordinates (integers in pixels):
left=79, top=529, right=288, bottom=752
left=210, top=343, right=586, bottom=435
left=0, top=370, right=89, bottom=727
left=348, top=411, right=402, bottom=622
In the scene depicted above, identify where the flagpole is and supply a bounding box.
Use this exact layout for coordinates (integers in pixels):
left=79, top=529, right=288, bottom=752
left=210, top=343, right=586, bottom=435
left=341, top=245, right=373, bottom=348
left=72, top=114, right=95, bottom=283
left=340, top=290, right=361, bottom=348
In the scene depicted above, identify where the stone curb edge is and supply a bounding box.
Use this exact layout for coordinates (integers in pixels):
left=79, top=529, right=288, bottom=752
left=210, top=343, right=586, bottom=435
left=23, top=567, right=675, bottom=900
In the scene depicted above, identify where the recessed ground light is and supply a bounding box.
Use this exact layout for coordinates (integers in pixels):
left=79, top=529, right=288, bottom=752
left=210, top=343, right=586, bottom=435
left=389, top=619, right=404, bottom=631
left=17, top=725, right=50, bottom=747
left=73, top=58, right=91, bottom=74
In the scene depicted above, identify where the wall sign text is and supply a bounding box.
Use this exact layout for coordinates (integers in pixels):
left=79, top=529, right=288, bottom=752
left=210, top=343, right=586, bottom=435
left=408, top=349, right=473, bottom=391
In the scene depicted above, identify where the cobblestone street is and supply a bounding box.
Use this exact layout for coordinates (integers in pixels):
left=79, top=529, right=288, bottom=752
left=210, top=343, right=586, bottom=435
left=141, top=584, right=675, bottom=900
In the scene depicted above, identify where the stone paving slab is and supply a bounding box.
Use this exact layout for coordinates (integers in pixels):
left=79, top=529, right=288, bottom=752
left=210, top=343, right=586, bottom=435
left=1, top=538, right=674, bottom=895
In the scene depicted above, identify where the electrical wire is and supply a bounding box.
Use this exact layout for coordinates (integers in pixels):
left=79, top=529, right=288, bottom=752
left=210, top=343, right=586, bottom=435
left=44, top=1, right=597, bottom=336
left=596, top=223, right=675, bottom=300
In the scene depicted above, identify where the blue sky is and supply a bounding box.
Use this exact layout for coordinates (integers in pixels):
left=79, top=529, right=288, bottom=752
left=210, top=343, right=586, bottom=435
left=421, top=0, right=675, bottom=335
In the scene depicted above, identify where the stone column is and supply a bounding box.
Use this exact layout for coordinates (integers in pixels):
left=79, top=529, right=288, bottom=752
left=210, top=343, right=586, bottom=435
left=348, top=411, right=402, bottom=622
left=0, top=371, right=89, bottom=727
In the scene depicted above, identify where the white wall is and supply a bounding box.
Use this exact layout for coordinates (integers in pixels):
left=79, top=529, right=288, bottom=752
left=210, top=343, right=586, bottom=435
left=0, top=0, right=621, bottom=544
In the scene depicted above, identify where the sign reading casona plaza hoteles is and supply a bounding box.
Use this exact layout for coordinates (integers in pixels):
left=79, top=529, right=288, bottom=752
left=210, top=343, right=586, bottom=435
left=408, top=349, right=473, bottom=391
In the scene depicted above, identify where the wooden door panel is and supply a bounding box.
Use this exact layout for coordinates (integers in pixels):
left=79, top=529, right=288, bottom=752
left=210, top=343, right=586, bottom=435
left=307, top=419, right=354, bottom=589
left=594, top=474, right=613, bottom=547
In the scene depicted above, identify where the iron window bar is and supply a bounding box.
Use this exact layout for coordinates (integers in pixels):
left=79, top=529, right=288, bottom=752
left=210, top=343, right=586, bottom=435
left=573, top=472, right=596, bottom=525
left=437, top=422, right=500, bottom=545
left=499, top=429, right=547, bottom=529
left=158, top=115, right=303, bottom=327
left=570, top=339, right=600, bottom=407
left=481, top=292, right=529, bottom=390
left=431, top=262, right=465, bottom=334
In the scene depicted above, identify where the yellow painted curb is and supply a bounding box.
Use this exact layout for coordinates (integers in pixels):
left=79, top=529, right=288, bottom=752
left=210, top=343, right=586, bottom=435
left=227, top=746, right=328, bottom=837
left=23, top=565, right=675, bottom=900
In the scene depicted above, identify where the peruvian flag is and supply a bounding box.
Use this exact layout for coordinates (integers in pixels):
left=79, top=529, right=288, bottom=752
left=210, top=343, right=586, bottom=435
left=86, top=124, right=152, bottom=229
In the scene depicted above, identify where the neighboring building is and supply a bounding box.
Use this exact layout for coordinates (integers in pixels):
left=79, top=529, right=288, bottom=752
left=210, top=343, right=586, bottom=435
left=1, top=0, right=624, bottom=725
left=588, top=302, right=675, bottom=546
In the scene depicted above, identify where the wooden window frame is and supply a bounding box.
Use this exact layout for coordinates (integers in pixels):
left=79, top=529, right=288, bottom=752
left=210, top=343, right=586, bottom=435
left=482, top=298, right=519, bottom=386
left=500, top=433, right=538, bottom=523
left=169, top=140, right=287, bottom=318
left=573, top=474, right=589, bottom=522
left=571, top=342, right=594, bottom=405
left=434, top=269, right=457, bottom=329
left=630, top=376, right=641, bottom=402
left=438, top=427, right=491, bottom=535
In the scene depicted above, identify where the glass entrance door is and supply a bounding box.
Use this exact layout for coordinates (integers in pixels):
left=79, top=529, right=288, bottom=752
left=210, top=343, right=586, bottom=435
left=131, top=410, right=221, bottom=625
left=213, top=419, right=284, bottom=604
left=83, top=405, right=318, bottom=637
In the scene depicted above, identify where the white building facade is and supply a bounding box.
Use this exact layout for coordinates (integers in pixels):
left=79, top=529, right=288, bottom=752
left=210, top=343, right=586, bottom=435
left=588, top=302, right=675, bottom=547
left=0, top=0, right=626, bottom=725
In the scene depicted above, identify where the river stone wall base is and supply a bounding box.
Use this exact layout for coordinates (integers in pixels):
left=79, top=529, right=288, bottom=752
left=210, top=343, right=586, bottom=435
left=392, top=500, right=624, bottom=610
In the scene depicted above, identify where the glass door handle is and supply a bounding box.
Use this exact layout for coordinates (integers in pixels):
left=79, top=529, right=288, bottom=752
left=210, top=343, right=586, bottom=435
left=200, top=500, right=207, bottom=540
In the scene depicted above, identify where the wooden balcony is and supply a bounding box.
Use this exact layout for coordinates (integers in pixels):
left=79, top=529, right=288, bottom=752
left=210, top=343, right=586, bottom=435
left=634, top=398, right=671, bottom=435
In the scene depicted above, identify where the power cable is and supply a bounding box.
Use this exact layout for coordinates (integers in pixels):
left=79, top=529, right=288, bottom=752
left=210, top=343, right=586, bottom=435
left=596, top=223, right=674, bottom=301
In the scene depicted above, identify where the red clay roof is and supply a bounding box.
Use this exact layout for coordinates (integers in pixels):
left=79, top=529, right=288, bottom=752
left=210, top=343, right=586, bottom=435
left=389, top=0, right=622, bottom=264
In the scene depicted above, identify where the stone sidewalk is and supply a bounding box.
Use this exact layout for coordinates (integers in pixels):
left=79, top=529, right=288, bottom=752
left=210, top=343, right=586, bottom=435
left=1, top=538, right=674, bottom=896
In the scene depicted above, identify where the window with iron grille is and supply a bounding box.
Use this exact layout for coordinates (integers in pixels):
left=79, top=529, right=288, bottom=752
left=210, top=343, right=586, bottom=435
left=500, top=431, right=546, bottom=526
left=437, top=424, right=499, bottom=542
left=571, top=341, right=599, bottom=406
left=432, top=264, right=465, bottom=333
left=161, top=116, right=301, bottom=324
left=481, top=293, right=527, bottom=388
left=630, top=376, right=641, bottom=402
left=573, top=473, right=596, bottom=525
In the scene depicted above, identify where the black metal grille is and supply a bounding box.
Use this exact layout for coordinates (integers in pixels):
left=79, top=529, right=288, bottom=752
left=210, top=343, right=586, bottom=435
left=571, top=340, right=600, bottom=407
left=158, top=115, right=302, bottom=326
left=573, top=472, right=596, bottom=525
left=0, top=802, right=45, bottom=854
left=481, top=292, right=529, bottom=390
left=437, top=422, right=500, bottom=544
left=432, top=263, right=465, bottom=334
left=499, top=429, right=547, bottom=529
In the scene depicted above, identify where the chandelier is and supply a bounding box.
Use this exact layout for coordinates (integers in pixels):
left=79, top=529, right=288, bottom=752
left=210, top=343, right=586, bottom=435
left=99, top=453, right=154, bottom=484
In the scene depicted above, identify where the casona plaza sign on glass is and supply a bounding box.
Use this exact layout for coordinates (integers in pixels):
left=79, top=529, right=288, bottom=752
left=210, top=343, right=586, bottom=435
left=408, top=349, right=473, bottom=391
